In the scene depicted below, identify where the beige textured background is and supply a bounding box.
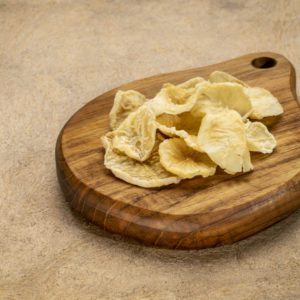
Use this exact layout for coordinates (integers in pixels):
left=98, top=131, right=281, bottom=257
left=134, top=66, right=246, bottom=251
left=1, top=0, right=300, bottom=299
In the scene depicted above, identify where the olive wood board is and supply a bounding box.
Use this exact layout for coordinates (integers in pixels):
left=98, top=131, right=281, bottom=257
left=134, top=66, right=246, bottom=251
left=56, top=52, right=300, bottom=249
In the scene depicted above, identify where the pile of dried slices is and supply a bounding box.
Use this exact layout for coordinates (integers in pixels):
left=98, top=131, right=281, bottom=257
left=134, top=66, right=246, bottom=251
left=101, top=71, right=283, bottom=188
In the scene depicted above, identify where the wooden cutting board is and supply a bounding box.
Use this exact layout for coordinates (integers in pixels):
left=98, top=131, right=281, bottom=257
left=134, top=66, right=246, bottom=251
left=56, top=52, right=300, bottom=249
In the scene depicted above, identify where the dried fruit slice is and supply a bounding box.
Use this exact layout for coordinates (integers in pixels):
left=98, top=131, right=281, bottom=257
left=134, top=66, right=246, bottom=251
left=209, top=71, right=249, bottom=87
left=198, top=109, right=253, bottom=174
left=156, top=112, right=203, bottom=151
left=163, top=77, right=207, bottom=95
left=156, top=112, right=202, bottom=136
left=244, top=87, right=283, bottom=120
left=156, top=114, right=181, bottom=133
left=156, top=122, right=188, bottom=139
left=203, top=82, right=252, bottom=116
left=184, top=135, right=203, bottom=152
left=148, top=84, right=196, bottom=115
left=159, top=138, right=216, bottom=179
left=177, top=77, right=207, bottom=94
left=177, top=77, right=206, bottom=89
left=245, top=121, right=277, bottom=153
left=109, top=90, right=146, bottom=129
left=112, top=105, right=156, bottom=161
left=209, top=71, right=283, bottom=120
left=190, top=89, right=223, bottom=118
left=102, top=134, right=180, bottom=188
left=156, top=123, right=203, bottom=152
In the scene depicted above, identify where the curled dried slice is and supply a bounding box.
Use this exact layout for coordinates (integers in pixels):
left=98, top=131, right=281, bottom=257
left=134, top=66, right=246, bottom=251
left=190, top=89, right=223, bottom=118
left=177, top=77, right=206, bottom=89
left=209, top=71, right=249, bottom=87
left=156, top=114, right=181, bottom=133
left=203, top=82, right=252, bottom=116
left=159, top=138, right=216, bottom=179
left=184, top=135, right=203, bottom=152
left=177, top=77, right=207, bottom=94
left=244, top=87, right=283, bottom=120
left=112, top=106, right=156, bottom=161
left=156, top=123, right=203, bottom=152
left=209, top=71, right=283, bottom=120
left=198, top=109, right=253, bottom=174
left=156, top=112, right=202, bottom=135
left=156, top=112, right=203, bottom=151
left=102, top=134, right=180, bottom=188
left=245, top=121, right=276, bottom=153
left=156, top=122, right=188, bottom=138
left=109, top=90, right=146, bottom=129
left=148, top=84, right=196, bottom=115
left=163, top=77, right=207, bottom=95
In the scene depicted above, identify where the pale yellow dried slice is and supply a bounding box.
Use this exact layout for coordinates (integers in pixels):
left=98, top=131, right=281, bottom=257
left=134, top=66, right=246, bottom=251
left=156, top=123, right=203, bottom=152
left=209, top=71, right=249, bottom=87
left=159, top=138, right=216, bottom=179
left=156, top=112, right=202, bottom=136
left=156, top=112, right=203, bottom=151
left=177, top=77, right=206, bottom=89
left=197, top=109, right=253, bottom=174
left=177, top=77, right=207, bottom=95
left=190, top=89, right=223, bottom=118
left=209, top=71, right=283, bottom=119
left=203, top=82, right=252, bottom=116
left=156, top=122, right=188, bottom=138
left=195, top=80, right=212, bottom=91
left=245, top=121, right=277, bottom=153
left=156, top=114, right=181, bottom=133
left=102, top=134, right=180, bottom=188
left=112, top=105, right=156, bottom=161
left=184, top=135, right=203, bottom=152
left=148, top=84, right=196, bottom=115
left=163, top=77, right=207, bottom=95
left=109, top=90, right=146, bottom=129
left=101, top=131, right=115, bottom=149
left=242, top=150, right=253, bottom=173
left=244, top=87, right=283, bottom=119
left=190, top=81, right=251, bottom=118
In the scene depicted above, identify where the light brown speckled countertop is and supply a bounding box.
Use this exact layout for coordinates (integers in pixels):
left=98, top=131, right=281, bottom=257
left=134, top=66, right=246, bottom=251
left=1, top=1, right=300, bottom=299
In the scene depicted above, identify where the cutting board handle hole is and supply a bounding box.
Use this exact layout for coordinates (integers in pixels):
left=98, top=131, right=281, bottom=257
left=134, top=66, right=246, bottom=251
left=251, top=57, right=277, bottom=69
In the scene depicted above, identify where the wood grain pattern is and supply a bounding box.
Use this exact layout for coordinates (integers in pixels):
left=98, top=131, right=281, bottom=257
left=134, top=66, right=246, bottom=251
left=56, top=52, right=300, bottom=249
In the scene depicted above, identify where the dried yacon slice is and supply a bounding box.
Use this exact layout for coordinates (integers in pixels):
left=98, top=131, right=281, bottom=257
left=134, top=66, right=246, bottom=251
left=244, top=87, right=283, bottom=120
left=184, top=135, right=203, bottom=152
left=177, top=77, right=207, bottom=94
left=156, top=114, right=181, bottom=134
left=245, top=121, right=277, bottom=153
left=109, top=90, right=146, bottom=129
left=177, top=77, right=206, bottom=89
left=159, top=138, right=216, bottom=179
left=163, top=77, right=208, bottom=95
left=156, top=113, right=203, bottom=151
left=156, top=123, right=203, bottom=152
left=203, top=82, right=252, bottom=116
left=156, top=122, right=188, bottom=138
left=156, top=112, right=202, bottom=136
left=112, top=106, right=156, bottom=161
left=148, top=84, right=196, bottom=115
left=198, top=110, right=253, bottom=174
left=209, top=71, right=249, bottom=87
left=102, top=134, right=180, bottom=188
left=190, top=89, right=223, bottom=118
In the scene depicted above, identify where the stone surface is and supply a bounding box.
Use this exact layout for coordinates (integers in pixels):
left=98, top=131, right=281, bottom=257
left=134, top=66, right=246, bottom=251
left=0, top=0, right=299, bottom=299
